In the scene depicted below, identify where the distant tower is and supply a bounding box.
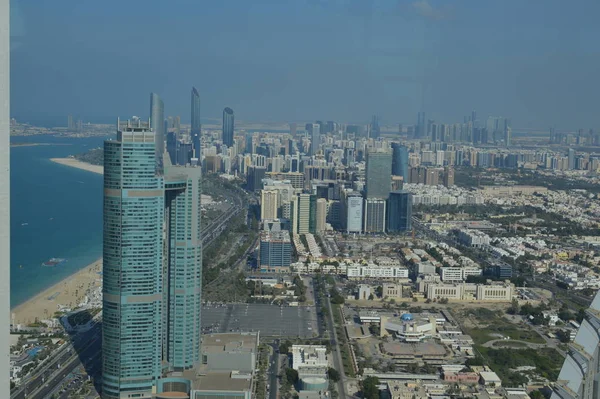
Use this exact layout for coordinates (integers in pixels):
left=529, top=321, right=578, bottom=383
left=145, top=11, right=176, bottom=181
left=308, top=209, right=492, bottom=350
left=150, top=93, right=165, bottom=171
left=311, top=123, right=320, bottom=156
left=222, top=107, right=234, bottom=147
left=191, top=87, right=201, bottom=158
left=370, top=115, right=380, bottom=139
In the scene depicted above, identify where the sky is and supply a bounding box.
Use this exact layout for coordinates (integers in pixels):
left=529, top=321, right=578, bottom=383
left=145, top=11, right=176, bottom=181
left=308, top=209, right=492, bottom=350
left=9, top=0, right=600, bottom=129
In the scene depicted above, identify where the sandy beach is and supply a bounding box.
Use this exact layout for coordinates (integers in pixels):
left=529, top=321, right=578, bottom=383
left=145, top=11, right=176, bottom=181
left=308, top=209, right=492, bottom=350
left=11, top=259, right=103, bottom=326
left=50, top=157, right=103, bottom=175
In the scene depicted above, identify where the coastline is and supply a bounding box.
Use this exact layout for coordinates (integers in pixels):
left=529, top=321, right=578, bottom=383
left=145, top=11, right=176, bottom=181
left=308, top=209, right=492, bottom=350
left=50, top=157, right=104, bottom=175
left=11, top=259, right=102, bottom=326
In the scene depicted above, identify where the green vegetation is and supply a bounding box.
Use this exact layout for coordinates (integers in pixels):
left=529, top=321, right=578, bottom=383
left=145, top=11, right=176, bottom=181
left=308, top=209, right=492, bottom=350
left=327, top=367, right=340, bottom=382
left=332, top=304, right=355, bottom=377
left=462, top=308, right=544, bottom=345
left=476, top=347, right=563, bottom=386
left=360, top=376, right=380, bottom=399
left=74, top=147, right=103, bottom=165
left=254, top=344, right=270, bottom=399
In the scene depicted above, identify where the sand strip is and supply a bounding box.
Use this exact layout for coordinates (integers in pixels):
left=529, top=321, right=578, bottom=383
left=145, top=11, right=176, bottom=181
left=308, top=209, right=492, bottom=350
left=50, top=158, right=103, bottom=175
left=11, top=259, right=103, bottom=326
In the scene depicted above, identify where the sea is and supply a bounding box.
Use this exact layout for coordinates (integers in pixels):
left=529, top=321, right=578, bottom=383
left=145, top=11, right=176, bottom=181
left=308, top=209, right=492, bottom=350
left=10, top=135, right=108, bottom=308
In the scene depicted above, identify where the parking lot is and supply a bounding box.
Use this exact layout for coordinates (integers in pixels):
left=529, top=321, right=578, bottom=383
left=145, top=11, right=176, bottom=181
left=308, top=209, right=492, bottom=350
left=202, top=303, right=318, bottom=338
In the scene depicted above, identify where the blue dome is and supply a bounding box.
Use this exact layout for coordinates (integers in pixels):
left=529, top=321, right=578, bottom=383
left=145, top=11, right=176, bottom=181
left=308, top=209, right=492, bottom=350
left=400, top=313, right=414, bottom=321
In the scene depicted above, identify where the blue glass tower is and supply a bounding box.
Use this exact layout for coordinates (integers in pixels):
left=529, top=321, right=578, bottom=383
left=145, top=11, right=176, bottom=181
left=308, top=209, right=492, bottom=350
left=392, top=143, right=409, bottom=182
left=386, top=190, right=412, bottom=232
left=191, top=87, right=201, bottom=158
left=102, top=119, right=164, bottom=399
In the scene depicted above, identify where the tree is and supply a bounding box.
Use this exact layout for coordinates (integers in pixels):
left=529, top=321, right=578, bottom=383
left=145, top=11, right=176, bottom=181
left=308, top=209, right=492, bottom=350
left=285, top=368, right=299, bottom=384
left=327, top=367, right=341, bottom=382
left=279, top=340, right=293, bottom=354
left=361, top=376, right=380, bottom=399
left=556, top=329, right=571, bottom=343
left=508, top=298, right=520, bottom=315
left=368, top=293, right=375, bottom=300
left=375, top=286, right=383, bottom=297
left=412, top=297, right=418, bottom=302
left=369, top=324, right=380, bottom=336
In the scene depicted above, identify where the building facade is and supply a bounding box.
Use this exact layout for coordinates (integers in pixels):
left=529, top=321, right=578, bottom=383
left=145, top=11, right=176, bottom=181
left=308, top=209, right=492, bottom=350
left=387, top=190, right=412, bottom=232
left=365, top=149, right=392, bottom=199
left=103, top=119, right=165, bottom=398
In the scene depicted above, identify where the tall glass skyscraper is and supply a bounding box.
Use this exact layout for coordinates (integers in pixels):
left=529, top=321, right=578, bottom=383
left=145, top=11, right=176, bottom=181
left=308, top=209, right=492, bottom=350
left=163, top=165, right=203, bottom=371
left=387, top=190, right=412, bottom=232
left=103, top=119, right=165, bottom=399
left=365, top=149, right=392, bottom=199
left=391, top=143, right=409, bottom=182
left=222, top=107, right=234, bottom=147
left=102, top=119, right=203, bottom=398
left=150, top=93, right=165, bottom=170
left=191, top=87, right=201, bottom=158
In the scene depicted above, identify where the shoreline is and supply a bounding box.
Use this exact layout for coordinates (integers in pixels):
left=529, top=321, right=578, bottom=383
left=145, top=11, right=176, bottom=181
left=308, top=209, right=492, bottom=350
left=11, top=259, right=103, bottom=326
left=50, top=157, right=103, bottom=175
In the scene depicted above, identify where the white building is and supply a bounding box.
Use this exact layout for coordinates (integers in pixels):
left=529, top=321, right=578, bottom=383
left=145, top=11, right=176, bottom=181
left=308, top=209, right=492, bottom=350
left=346, top=264, right=409, bottom=280
left=440, top=267, right=482, bottom=282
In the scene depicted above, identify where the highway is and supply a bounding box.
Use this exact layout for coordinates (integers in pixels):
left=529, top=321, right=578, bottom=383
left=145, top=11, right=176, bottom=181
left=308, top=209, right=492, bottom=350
left=321, top=283, right=347, bottom=399
left=11, top=322, right=101, bottom=399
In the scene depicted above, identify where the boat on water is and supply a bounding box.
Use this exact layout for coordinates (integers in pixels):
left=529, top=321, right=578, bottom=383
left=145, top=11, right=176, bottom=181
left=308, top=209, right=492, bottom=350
left=42, top=258, right=67, bottom=267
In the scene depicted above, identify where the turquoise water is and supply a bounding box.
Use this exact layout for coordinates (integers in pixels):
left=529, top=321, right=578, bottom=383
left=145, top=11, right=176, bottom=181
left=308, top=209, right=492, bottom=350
left=10, top=135, right=107, bottom=308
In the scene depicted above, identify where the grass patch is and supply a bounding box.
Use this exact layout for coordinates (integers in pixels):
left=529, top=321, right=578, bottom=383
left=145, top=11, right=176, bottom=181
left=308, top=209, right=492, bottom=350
left=476, top=346, right=563, bottom=386
left=462, top=308, right=544, bottom=345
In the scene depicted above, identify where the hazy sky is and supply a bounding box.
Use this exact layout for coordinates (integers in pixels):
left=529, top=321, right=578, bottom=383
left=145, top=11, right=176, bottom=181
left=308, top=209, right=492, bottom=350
left=10, top=0, right=600, bottom=129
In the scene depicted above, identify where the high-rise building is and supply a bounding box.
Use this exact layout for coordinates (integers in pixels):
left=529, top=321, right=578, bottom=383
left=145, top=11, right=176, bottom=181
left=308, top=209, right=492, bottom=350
left=0, top=6, right=10, bottom=394
left=568, top=148, right=576, bottom=170
left=103, top=119, right=165, bottom=398
left=222, top=107, right=234, bottom=147
left=391, top=143, right=409, bottom=181
left=311, top=123, right=320, bottom=156
left=150, top=93, right=165, bottom=170
left=67, top=114, right=74, bottom=130
left=344, top=192, right=363, bottom=233
left=370, top=115, right=380, bottom=139
left=191, top=87, right=201, bottom=158
left=259, top=230, right=292, bottom=272
left=364, top=198, right=386, bottom=233
left=102, top=119, right=203, bottom=398
left=443, top=167, right=455, bottom=187
left=365, top=149, right=392, bottom=199
left=260, top=189, right=279, bottom=220
left=296, top=193, right=316, bottom=234
left=552, top=291, right=600, bottom=399
left=316, top=198, right=327, bottom=233
left=163, top=165, right=203, bottom=372
left=387, top=191, right=412, bottom=232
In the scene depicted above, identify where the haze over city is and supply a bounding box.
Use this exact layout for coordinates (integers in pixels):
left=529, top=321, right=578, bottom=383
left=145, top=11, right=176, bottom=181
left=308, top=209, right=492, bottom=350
left=10, top=0, right=600, bottom=128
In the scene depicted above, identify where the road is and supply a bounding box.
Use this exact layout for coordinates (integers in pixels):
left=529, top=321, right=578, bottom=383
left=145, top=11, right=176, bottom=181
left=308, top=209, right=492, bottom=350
left=268, top=342, right=280, bottom=399
left=324, top=294, right=348, bottom=399
left=11, top=321, right=101, bottom=399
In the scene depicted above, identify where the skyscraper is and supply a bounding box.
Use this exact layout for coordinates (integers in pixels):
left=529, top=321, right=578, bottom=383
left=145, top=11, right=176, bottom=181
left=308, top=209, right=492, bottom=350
left=370, top=115, right=380, bottom=139
left=568, top=148, right=576, bottom=170
left=364, top=198, right=386, bottom=233
left=150, top=93, right=165, bottom=170
left=222, top=107, right=234, bottom=147
left=191, top=87, right=201, bottom=158
left=387, top=191, right=412, bottom=232
left=316, top=198, right=327, bottom=233
left=103, top=119, right=203, bottom=398
left=163, top=164, right=203, bottom=372
left=260, top=189, right=279, bottom=220
left=311, top=123, right=320, bottom=156
left=391, top=143, right=409, bottom=182
left=103, top=119, right=165, bottom=399
left=365, top=149, right=392, bottom=199
left=0, top=4, right=10, bottom=393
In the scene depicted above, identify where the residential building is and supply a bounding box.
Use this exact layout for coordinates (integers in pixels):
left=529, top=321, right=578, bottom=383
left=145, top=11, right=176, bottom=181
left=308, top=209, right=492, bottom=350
left=315, top=198, right=327, bottom=233
left=364, top=198, right=386, bottom=233
left=260, top=189, right=279, bottom=220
